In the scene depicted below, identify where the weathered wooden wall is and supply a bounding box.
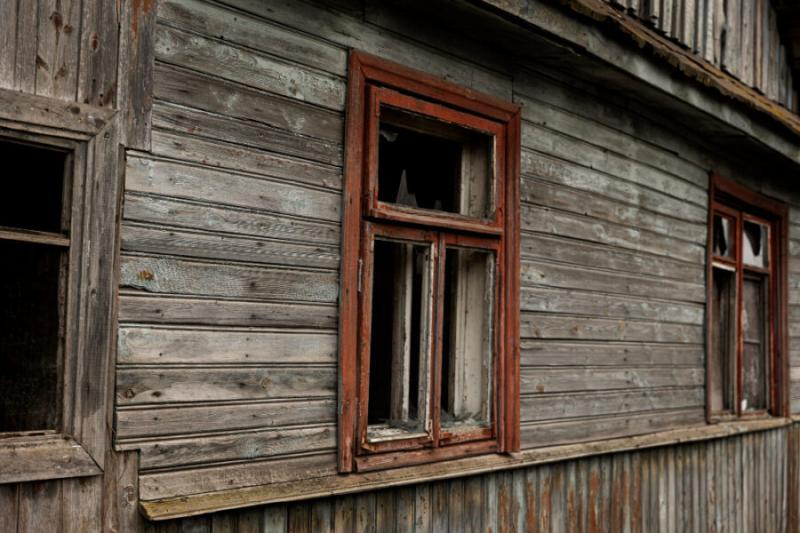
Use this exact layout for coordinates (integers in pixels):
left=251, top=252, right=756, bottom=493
left=0, top=2, right=148, bottom=532
left=143, top=424, right=792, bottom=532
left=113, top=0, right=800, bottom=506
left=606, top=0, right=797, bottom=110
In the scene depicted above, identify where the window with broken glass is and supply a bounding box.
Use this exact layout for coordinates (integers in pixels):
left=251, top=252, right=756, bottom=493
left=707, top=175, right=788, bottom=420
left=339, top=52, right=521, bottom=472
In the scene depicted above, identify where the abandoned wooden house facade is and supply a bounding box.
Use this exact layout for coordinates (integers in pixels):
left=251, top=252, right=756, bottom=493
left=2, top=0, right=800, bottom=530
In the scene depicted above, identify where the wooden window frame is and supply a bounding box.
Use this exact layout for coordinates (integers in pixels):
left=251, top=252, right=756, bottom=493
left=338, top=51, right=521, bottom=473
left=0, top=89, right=121, bottom=484
left=706, top=173, right=789, bottom=423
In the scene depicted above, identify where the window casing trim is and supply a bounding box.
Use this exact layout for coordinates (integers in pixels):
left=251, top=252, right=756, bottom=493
left=706, top=172, right=790, bottom=422
left=0, top=89, right=121, bottom=484
left=339, top=51, right=521, bottom=473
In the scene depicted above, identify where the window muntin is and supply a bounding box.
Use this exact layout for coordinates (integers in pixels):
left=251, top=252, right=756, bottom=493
left=707, top=176, right=787, bottom=420
left=0, top=139, right=72, bottom=433
left=340, top=52, right=520, bottom=472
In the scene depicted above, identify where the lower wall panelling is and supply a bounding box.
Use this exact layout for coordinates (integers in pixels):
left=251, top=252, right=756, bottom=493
left=143, top=424, right=798, bottom=532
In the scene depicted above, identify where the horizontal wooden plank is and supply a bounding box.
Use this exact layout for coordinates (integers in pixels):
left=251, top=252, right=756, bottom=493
left=139, top=452, right=338, bottom=500
left=154, top=24, right=345, bottom=110
left=150, top=130, right=342, bottom=190
left=521, top=232, right=704, bottom=283
left=522, top=286, right=704, bottom=325
left=520, top=149, right=706, bottom=225
left=115, top=399, right=336, bottom=439
left=521, top=259, right=704, bottom=303
left=521, top=313, right=703, bottom=343
left=522, top=205, right=705, bottom=264
left=154, top=63, right=343, bottom=142
left=520, top=340, right=703, bottom=367
left=121, top=223, right=340, bottom=269
left=520, top=387, right=705, bottom=422
left=520, top=367, right=704, bottom=394
left=0, top=87, right=115, bottom=135
left=116, top=366, right=336, bottom=405
left=158, top=0, right=347, bottom=74
left=118, top=295, right=338, bottom=329
left=521, top=122, right=707, bottom=208
left=133, top=425, right=336, bottom=470
left=118, top=327, right=337, bottom=364
left=516, top=92, right=707, bottom=188
left=123, top=193, right=340, bottom=245
left=120, top=255, right=339, bottom=303
left=0, top=435, right=101, bottom=484
left=127, top=156, right=340, bottom=221
left=152, top=101, right=342, bottom=166
left=520, top=409, right=706, bottom=449
left=221, top=0, right=511, bottom=98
left=522, top=176, right=706, bottom=243
left=514, top=68, right=715, bottom=166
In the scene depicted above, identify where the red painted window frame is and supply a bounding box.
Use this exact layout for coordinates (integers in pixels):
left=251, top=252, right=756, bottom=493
left=706, top=173, right=790, bottom=422
left=338, top=51, right=521, bottom=473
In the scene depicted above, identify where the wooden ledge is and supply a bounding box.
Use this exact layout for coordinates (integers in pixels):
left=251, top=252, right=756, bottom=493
left=140, top=418, right=791, bottom=521
left=0, top=434, right=102, bottom=484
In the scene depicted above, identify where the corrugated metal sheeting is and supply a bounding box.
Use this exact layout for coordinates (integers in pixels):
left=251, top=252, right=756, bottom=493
left=607, top=0, right=796, bottom=110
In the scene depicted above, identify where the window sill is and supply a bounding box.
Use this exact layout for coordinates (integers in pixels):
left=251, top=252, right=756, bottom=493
left=140, top=417, right=791, bottom=521
left=0, top=433, right=102, bottom=484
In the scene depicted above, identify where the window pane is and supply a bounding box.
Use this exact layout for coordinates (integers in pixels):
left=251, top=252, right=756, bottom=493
left=710, top=267, right=736, bottom=413
left=712, top=214, right=735, bottom=259
left=0, top=240, right=63, bottom=431
left=378, top=107, right=494, bottom=219
left=0, top=140, right=67, bottom=233
left=367, top=239, right=433, bottom=440
left=742, top=274, right=769, bottom=411
left=743, top=221, right=769, bottom=268
left=441, top=247, right=494, bottom=432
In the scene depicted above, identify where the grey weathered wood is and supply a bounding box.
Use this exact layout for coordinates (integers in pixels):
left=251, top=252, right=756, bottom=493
left=35, top=0, right=81, bottom=100
left=139, top=452, right=337, bottom=501
left=522, top=285, right=704, bottom=325
left=521, top=313, right=703, bottom=343
left=118, top=0, right=157, bottom=150
left=133, top=425, right=335, bottom=470
left=126, top=157, right=341, bottom=220
left=0, top=435, right=102, bottom=484
left=159, top=0, right=347, bottom=75
left=120, top=255, right=339, bottom=303
left=116, top=398, right=335, bottom=440
left=121, top=224, right=340, bottom=270
left=0, top=87, right=115, bottom=135
left=116, top=366, right=335, bottom=404
left=119, top=294, right=337, bottom=329
left=123, top=193, right=340, bottom=246
left=521, top=367, right=703, bottom=394
left=118, top=326, right=337, bottom=364
left=78, top=0, right=118, bottom=106
left=520, top=259, right=705, bottom=303
left=152, top=101, right=342, bottom=167
left=153, top=64, right=343, bottom=142
left=153, top=24, right=346, bottom=111
left=521, top=340, right=703, bottom=367
left=521, top=387, right=704, bottom=422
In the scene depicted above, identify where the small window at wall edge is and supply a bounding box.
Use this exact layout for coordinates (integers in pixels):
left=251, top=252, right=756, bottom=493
left=0, top=92, right=120, bottom=486
left=337, top=51, right=522, bottom=473
left=706, top=172, right=789, bottom=423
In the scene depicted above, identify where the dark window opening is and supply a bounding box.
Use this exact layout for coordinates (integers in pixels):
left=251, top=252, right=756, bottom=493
left=710, top=267, right=736, bottom=413
left=0, top=140, right=70, bottom=433
left=377, top=107, right=493, bottom=219
left=367, top=239, right=431, bottom=439
left=0, top=241, right=64, bottom=431
left=0, top=140, right=68, bottom=233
